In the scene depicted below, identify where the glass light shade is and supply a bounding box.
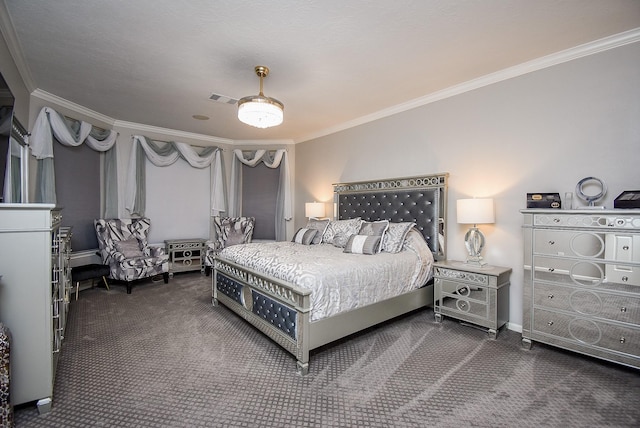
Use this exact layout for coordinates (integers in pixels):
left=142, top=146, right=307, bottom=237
left=237, top=95, right=284, bottom=128
left=457, top=198, right=495, bottom=266
left=305, top=202, right=325, bottom=218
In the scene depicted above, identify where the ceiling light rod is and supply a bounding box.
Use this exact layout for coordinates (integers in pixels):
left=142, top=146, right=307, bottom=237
left=237, top=65, right=284, bottom=129
left=256, top=65, right=267, bottom=96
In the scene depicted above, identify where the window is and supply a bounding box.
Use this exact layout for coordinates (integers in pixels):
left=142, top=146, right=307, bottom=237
left=53, top=142, right=101, bottom=251
left=241, top=162, right=279, bottom=240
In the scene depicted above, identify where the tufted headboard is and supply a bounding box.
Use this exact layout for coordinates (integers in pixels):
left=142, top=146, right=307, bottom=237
left=333, top=173, right=448, bottom=261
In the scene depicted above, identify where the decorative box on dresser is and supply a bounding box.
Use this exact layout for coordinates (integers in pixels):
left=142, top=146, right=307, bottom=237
left=522, top=209, right=640, bottom=369
left=434, top=261, right=511, bottom=339
left=0, top=204, right=71, bottom=413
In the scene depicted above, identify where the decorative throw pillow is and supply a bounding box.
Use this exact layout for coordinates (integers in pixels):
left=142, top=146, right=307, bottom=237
left=218, top=217, right=255, bottom=247
left=322, top=218, right=361, bottom=244
left=306, top=218, right=330, bottom=244
left=292, top=228, right=318, bottom=245
left=114, top=238, right=144, bottom=258
left=225, top=227, right=248, bottom=246
left=332, top=234, right=350, bottom=248
left=343, top=234, right=381, bottom=255
left=382, top=222, right=416, bottom=253
left=357, top=220, right=389, bottom=253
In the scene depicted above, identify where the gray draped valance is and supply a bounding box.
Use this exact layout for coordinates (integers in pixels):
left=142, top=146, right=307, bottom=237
left=125, top=135, right=225, bottom=217
left=30, top=107, right=119, bottom=217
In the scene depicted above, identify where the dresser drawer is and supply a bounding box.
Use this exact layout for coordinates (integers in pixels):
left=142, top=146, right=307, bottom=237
left=533, top=256, right=639, bottom=293
left=534, top=229, right=605, bottom=258
left=533, top=282, right=640, bottom=325
left=532, top=308, right=640, bottom=356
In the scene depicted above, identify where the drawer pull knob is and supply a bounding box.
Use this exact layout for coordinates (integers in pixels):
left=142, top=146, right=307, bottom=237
left=547, top=321, right=554, bottom=326
left=553, top=218, right=560, bottom=223
left=622, top=276, right=629, bottom=282
left=623, top=245, right=629, bottom=250
left=620, top=337, right=626, bottom=344
left=547, top=294, right=554, bottom=299
left=548, top=240, right=555, bottom=245
left=621, top=307, right=627, bottom=313
left=548, top=268, right=555, bottom=272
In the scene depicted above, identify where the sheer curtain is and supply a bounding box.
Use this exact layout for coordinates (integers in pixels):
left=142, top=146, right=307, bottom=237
left=125, top=135, right=225, bottom=217
left=30, top=107, right=119, bottom=217
left=229, top=149, right=291, bottom=241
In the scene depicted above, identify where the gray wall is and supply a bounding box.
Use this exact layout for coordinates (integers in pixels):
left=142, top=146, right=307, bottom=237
left=294, top=41, right=640, bottom=330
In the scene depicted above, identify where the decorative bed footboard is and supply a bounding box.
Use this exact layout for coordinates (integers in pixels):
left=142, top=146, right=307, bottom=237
left=213, top=257, right=314, bottom=373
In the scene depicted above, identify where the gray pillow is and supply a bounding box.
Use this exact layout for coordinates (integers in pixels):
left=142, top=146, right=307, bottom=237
left=382, top=222, right=416, bottom=253
left=343, top=234, right=381, bottom=255
left=306, top=218, right=330, bottom=244
left=225, top=227, right=247, bottom=246
left=332, top=234, right=350, bottom=248
left=358, top=220, right=389, bottom=253
left=114, top=238, right=144, bottom=258
left=322, top=218, right=361, bottom=244
left=292, top=228, right=318, bottom=245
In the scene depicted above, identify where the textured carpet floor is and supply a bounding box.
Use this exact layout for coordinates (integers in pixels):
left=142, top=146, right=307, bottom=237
left=14, top=272, right=640, bottom=427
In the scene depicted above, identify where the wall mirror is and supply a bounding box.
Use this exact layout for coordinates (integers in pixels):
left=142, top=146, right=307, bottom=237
left=0, top=73, right=28, bottom=203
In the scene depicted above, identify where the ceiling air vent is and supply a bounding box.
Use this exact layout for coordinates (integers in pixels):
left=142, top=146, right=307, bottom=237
left=209, top=93, right=238, bottom=105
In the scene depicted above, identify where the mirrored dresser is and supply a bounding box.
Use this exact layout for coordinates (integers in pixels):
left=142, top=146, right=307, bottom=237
left=522, top=209, right=640, bottom=369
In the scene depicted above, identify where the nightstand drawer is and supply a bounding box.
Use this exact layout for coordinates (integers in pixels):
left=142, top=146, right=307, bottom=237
left=437, top=278, right=488, bottom=303
left=437, top=293, right=489, bottom=322
left=434, top=266, right=493, bottom=287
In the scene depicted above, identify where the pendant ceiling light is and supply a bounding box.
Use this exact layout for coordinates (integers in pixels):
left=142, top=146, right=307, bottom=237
left=237, top=65, right=284, bottom=129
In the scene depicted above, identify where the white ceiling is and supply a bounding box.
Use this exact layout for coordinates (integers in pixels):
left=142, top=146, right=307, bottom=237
left=3, top=0, right=640, bottom=143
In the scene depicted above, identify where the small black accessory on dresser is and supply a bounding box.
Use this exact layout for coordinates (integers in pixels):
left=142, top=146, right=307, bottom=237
left=614, top=190, right=640, bottom=209
left=526, top=193, right=561, bottom=209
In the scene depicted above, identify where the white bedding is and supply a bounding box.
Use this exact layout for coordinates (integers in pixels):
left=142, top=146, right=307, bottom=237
left=217, top=229, right=433, bottom=321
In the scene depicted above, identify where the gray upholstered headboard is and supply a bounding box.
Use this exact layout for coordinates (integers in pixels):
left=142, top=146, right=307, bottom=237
left=333, top=173, right=448, bottom=261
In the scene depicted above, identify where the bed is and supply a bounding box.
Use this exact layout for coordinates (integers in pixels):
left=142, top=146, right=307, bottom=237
left=212, top=173, right=448, bottom=374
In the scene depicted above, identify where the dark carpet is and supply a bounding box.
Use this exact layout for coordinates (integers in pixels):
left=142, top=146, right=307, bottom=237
left=14, top=272, right=640, bottom=427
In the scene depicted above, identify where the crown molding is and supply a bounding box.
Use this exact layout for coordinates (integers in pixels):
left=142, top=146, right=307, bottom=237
left=0, top=2, right=36, bottom=92
left=233, top=139, right=295, bottom=146
left=31, top=89, right=116, bottom=126
left=296, top=27, right=640, bottom=143
left=113, top=120, right=234, bottom=145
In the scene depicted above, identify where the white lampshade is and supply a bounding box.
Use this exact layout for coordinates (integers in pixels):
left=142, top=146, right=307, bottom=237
left=457, top=198, right=495, bottom=225
left=305, top=202, right=325, bottom=218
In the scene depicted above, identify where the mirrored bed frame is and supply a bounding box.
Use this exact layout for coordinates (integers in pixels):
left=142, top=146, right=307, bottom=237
left=212, top=173, right=448, bottom=374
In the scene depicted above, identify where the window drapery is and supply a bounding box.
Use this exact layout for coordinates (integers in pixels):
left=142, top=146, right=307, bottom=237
left=229, top=148, right=291, bottom=241
left=125, top=135, right=225, bottom=217
left=30, top=107, right=118, bottom=217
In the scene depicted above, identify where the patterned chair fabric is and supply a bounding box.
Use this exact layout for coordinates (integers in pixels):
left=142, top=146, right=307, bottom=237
left=94, top=218, right=169, bottom=293
left=204, top=216, right=255, bottom=273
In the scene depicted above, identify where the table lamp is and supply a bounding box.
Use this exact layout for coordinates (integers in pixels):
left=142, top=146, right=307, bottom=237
left=305, top=202, right=325, bottom=219
left=457, top=198, right=495, bottom=266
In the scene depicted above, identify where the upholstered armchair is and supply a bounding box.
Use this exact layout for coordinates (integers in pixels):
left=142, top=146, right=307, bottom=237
left=94, top=218, right=169, bottom=294
left=204, top=216, right=255, bottom=275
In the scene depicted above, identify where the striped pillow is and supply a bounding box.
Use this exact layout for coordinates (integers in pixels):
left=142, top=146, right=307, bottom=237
left=343, top=234, right=381, bottom=255
left=292, top=228, right=318, bottom=245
